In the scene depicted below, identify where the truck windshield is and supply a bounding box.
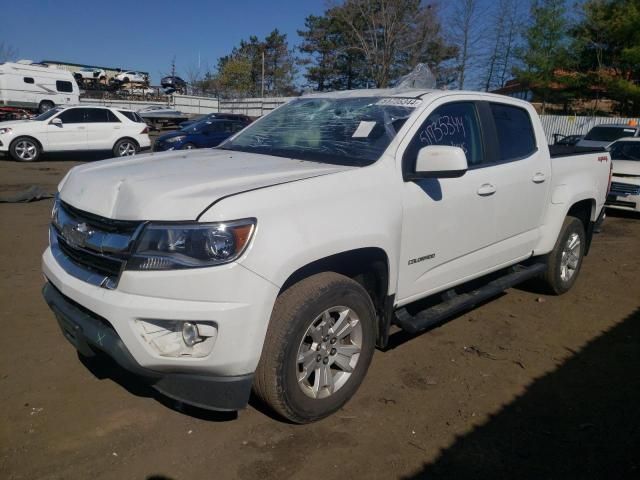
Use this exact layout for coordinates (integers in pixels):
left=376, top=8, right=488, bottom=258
left=584, top=126, right=637, bottom=142
left=219, top=97, right=419, bottom=166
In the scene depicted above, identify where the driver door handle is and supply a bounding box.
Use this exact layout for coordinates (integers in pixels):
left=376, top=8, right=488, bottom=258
left=532, top=172, right=546, bottom=183
left=477, top=183, right=496, bottom=196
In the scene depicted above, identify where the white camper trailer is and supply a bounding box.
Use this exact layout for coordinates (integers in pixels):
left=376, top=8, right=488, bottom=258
left=0, top=62, right=80, bottom=113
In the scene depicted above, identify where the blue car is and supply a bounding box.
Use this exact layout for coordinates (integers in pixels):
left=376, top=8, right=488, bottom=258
left=154, top=119, right=248, bottom=151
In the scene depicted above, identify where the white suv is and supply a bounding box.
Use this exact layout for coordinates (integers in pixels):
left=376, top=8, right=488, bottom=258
left=114, top=71, right=148, bottom=84
left=0, top=106, right=151, bottom=161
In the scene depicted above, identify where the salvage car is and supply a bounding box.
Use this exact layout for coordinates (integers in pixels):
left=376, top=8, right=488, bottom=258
left=154, top=119, right=248, bottom=151
left=73, top=67, right=107, bottom=82
left=42, top=89, right=611, bottom=423
left=0, top=105, right=150, bottom=161
left=606, top=137, right=640, bottom=213
left=179, top=113, right=252, bottom=130
left=576, top=123, right=640, bottom=149
left=114, top=71, right=148, bottom=84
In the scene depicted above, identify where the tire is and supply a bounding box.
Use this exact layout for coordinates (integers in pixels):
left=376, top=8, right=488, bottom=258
left=181, top=143, right=196, bottom=150
left=112, top=138, right=139, bottom=157
left=541, top=216, right=586, bottom=295
left=254, top=272, right=376, bottom=423
left=38, top=101, right=54, bottom=114
left=9, top=137, right=41, bottom=162
left=123, top=77, right=130, bottom=83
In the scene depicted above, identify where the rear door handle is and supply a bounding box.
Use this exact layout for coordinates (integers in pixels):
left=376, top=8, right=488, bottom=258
left=532, top=172, right=546, bottom=183
left=477, top=183, right=496, bottom=196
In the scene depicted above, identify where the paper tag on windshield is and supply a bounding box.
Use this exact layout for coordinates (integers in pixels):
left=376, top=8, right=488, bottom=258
left=352, top=121, right=377, bottom=138
left=376, top=98, right=422, bottom=107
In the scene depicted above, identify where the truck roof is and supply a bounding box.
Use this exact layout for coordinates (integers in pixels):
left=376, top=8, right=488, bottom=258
left=302, top=88, right=534, bottom=108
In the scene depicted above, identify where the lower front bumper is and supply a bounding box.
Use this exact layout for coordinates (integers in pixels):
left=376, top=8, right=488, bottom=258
left=42, top=282, right=253, bottom=411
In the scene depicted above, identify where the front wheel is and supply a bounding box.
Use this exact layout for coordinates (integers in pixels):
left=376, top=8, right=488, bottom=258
left=541, top=216, right=586, bottom=295
left=113, top=138, right=139, bottom=157
left=254, top=273, right=376, bottom=423
left=10, top=137, right=41, bottom=162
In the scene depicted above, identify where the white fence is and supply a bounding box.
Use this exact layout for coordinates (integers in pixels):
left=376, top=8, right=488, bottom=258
left=80, top=94, right=640, bottom=139
left=80, top=94, right=292, bottom=116
left=539, top=114, right=640, bottom=144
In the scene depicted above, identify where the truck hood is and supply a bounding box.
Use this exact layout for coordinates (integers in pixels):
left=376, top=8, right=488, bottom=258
left=59, top=149, right=356, bottom=220
left=612, top=160, right=640, bottom=178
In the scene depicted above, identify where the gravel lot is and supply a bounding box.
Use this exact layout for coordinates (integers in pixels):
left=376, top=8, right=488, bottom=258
left=1, top=153, right=639, bottom=480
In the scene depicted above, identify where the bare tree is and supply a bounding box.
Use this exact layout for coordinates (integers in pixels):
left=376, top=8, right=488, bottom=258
left=449, top=0, right=484, bottom=90
left=497, top=0, right=521, bottom=88
left=185, top=63, right=203, bottom=95
left=0, top=42, right=18, bottom=63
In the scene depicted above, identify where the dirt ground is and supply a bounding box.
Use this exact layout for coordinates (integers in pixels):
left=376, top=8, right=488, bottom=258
left=1, top=153, right=639, bottom=480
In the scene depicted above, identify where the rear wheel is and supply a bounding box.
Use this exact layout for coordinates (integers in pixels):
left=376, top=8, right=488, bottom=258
left=541, top=216, right=586, bottom=295
left=181, top=143, right=196, bottom=150
left=113, top=138, right=139, bottom=157
left=10, top=137, right=41, bottom=162
left=254, top=273, right=376, bottom=423
left=38, top=101, right=54, bottom=114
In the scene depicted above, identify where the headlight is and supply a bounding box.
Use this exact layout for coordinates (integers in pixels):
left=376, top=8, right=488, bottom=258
left=127, top=219, right=256, bottom=271
left=0, top=127, right=12, bottom=135
left=165, top=135, right=186, bottom=143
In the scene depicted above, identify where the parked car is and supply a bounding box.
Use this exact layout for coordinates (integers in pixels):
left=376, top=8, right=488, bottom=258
left=0, top=61, right=80, bottom=113
left=73, top=67, right=107, bottom=82
left=179, top=113, right=252, bottom=129
left=0, top=105, right=150, bottom=161
left=576, top=123, right=640, bottom=149
left=160, top=76, right=187, bottom=91
left=154, top=119, right=247, bottom=151
left=114, top=71, right=148, bottom=84
left=42, top=89, right=610, bottom=423
left=605, top=137, right=640, bottom=213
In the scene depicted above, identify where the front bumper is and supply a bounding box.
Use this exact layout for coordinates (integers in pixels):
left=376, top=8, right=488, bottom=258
left=43, top=282, right=253, bottom=410
left=41, top=241, right=279, bottom=410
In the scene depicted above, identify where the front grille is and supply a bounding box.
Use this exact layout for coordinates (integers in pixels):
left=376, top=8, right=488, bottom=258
left=610, top=181, right=640, bottom=197
left=61, top=201, right=140, bottom=233
left=57, top=236, right=124, bottom=277
left=52, top=202, right=142, bottom=287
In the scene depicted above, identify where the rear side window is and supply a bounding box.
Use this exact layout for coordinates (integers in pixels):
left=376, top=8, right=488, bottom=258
left=404, top=102, right=484, bottom=168
left=56, top=80, right=73, bottom=93
left=24, top=77, right=34, bottom=84
left=118, top=111, right=145, bottom=123
left=489, top=103, right=536, bottom=161
left=85, top=108, right=120, bottom=123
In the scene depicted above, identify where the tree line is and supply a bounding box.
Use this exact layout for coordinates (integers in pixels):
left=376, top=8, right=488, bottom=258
left=188, top=0, right=638, bottom=115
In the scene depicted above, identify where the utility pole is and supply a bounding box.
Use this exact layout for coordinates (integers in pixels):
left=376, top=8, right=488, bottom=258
left=261, top=50, right=265, bottom=98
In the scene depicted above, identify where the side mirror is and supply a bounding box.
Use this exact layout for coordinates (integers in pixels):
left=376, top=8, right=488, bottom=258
left=50, top=118, right=63, bottom=126
left=409, top=145, right=468, bottom=179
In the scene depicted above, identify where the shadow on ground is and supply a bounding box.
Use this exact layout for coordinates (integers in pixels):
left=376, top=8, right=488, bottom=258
left=403, top=308, right=640, bottom=479
left=79, top=352, right=238, bottom=422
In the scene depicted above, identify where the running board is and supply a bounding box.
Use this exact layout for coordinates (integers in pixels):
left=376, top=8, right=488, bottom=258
left=394, top=263, right=547, bottom=335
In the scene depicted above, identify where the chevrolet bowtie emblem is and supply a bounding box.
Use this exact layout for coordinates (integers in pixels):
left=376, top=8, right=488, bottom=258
left=63, top=222, right=94, bottom=248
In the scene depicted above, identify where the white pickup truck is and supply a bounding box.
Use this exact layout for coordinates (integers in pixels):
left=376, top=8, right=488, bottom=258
left=42, top=89, right=611, bottom=423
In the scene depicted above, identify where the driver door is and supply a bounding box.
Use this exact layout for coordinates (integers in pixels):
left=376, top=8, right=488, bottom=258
left=396, top=98, right=498, bottom=304
left=45, top=108, right=88, bottom=151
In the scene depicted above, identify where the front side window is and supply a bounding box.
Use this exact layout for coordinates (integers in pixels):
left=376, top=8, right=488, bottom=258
left=221, top=96, right=418, bottom=166
left=404, top=102, right=484, bottom=169
left=56, top=80, right=73, bottom=93
left=490, top=103, right=536, bottom=161
left=24, top=77, right=34, bottom=84
left=58, top=108, right=86, bottom=124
